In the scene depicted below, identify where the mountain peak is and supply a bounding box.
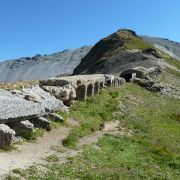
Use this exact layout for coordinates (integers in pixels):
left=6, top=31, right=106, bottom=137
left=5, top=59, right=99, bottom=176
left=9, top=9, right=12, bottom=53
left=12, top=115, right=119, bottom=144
left=73, top=29, right=154, bottom=75
left=117, top=28, right=137, bottom=37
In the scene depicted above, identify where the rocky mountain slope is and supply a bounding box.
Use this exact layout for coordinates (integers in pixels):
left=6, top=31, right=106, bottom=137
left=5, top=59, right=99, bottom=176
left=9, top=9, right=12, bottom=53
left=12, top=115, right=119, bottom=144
left=141, top=36, right=180, bottom=59
left=0, top=46, right=91, bottom=83
left=73, top=29, right=179, bottom=76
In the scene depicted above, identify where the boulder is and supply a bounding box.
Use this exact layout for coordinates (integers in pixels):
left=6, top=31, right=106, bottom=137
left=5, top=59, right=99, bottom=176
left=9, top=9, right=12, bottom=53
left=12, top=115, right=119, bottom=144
left=31, top=117, right=51, bottom=130
left=0, top=124, right=16, bottom=148
left=0, top=86, right=65, bottom=124
left=20, top=86, right=64, bottom=112
left=41, top=85, right=76, bottom=102
left=132, top=78, right=164, bottom=92
left=10, top=120, right=34, bottom=138
left=0, top=89, right=44, bottom=124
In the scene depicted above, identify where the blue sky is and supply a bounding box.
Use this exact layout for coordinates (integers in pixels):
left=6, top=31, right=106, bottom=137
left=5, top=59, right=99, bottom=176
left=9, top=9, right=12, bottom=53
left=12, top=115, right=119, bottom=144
left=0, top=0, right=179, bottom=61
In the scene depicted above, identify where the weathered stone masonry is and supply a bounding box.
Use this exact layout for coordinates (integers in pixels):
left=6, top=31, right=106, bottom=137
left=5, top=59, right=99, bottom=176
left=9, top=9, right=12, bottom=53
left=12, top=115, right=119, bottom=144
left=0, top=74, right=125, bottom=148
left=40, top=74, right=125, bottom=102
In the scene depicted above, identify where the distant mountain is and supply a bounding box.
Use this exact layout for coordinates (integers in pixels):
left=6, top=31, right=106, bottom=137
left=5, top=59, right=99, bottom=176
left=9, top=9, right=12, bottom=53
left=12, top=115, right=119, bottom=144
left=0, top=46, right=91, bottom=82
left=141, top=36, right=180, bottom=59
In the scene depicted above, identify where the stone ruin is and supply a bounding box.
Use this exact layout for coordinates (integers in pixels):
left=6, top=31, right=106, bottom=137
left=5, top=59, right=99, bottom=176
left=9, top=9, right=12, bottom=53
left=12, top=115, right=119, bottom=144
left=0, top=74, right=125, bottom=148
left=120, top=66, right=162, bottom=82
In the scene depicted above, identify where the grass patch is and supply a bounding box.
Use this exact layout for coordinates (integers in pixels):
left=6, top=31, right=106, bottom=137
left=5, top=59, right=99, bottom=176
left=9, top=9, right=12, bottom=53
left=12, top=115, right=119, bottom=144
left=158, top=49, right=180, bottom=70
left=63, top=89, right=119, bottom=147
left=0, top=144, right=17, bottom=152
left=44, top=154, right=59, bottom=163
left=157, top=48, right=180, bottom=76
left=109, top=90, right=119, bottom=98
left=0, top=80, right=39, bottom=90
left=167, top=67, right=180, bottom=77
left=125, top=36, right=151, bottom=50
left=164, top=56, right=180, bottom=69
left=23, top=128, right=45, bottom=141
left=117, top=30, right=152, bottom=50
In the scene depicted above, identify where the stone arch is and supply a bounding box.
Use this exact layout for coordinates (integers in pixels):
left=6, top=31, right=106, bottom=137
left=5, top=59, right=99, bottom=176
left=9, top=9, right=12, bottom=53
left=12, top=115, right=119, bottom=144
left=87, top=84, right=94, bottom=97
left=100, top=81, right=105, bottom=89
left=76, top=85, right=87, bottom=101
left=94, top=82, right=100, bottom=94
left=106, top=80, right=112, bottom=87
left=120, top=70, right=141, bottom=82
left=120, top=67, right=149, bottom=82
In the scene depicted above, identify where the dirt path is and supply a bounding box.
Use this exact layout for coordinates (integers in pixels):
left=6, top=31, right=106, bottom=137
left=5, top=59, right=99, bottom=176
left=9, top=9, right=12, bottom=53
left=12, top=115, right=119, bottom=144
left=0, top=120, right=128, bottom=179
left=0, top=127, right=70, bottom=177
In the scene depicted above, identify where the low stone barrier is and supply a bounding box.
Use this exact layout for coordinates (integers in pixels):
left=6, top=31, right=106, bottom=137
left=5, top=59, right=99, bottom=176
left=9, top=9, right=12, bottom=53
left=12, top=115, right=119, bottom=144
left=40, top=74, right=125, bottom=102
left=0, top=74, right=125, bottom=148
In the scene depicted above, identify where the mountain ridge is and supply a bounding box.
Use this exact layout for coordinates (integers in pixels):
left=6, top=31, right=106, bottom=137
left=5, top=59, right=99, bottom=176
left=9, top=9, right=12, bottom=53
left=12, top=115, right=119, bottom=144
left=141, top=35, right=180, bottom=59
left=0, top=46, right=92, bottom=82
left=73, top=29, right=162, bottom=75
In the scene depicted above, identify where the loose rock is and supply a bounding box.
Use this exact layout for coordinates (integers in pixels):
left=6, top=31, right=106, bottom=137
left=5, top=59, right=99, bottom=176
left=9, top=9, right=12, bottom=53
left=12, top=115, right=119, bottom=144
left=0, top=124, right=16, bottom=148
left=49, top=113, right=64, bottom=122
left=31, top=117, right=51, bottom=130
left=10, top=120, right=34, bottom=138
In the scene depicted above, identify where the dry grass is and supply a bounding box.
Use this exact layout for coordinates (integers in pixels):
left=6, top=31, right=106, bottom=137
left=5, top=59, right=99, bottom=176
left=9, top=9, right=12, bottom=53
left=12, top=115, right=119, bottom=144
left=0, top=80, right=39, bottom=90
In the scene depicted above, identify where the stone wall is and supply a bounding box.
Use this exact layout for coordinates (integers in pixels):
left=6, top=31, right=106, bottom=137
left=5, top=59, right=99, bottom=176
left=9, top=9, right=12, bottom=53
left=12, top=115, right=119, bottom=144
left=0, top=74, right=125, bottom=148
left=40, top=74, right=125, bottom=102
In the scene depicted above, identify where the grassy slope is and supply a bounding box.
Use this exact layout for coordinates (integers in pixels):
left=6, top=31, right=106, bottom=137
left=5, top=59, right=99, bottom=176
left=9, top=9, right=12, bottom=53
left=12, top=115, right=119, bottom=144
left=8, top=83, right=180, bottom=180
left=115, top=30, right=151, bottom=50
left=63, top=90, right=119, bottom=147
left=156, top=49, right=180, bottom=77
left=109, top=30, right=152, bottom=56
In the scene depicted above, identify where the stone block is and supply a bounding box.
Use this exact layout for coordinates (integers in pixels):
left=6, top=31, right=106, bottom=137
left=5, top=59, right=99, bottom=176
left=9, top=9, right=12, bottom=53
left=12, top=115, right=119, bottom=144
left=10, top=120, right=34, bottom=137
left=0, top=124, right=16, bottom=148
left=30, top=117, right=51, bottom=130
left=49, top=113, right=64, bottom=122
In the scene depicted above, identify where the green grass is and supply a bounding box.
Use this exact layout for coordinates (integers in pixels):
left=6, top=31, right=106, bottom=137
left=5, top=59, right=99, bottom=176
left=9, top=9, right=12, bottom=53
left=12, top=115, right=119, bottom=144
left=167, top=67, right=180, bottom=77
left=158, top=49, right=180, bottom=70
left=164, top=56, right=180, bottom=69
left=0, top=80, right=39, bottom=90
left=125, top=37, right=152, bottom=50
left=0, top=144, right=17, bottom=152
left=156, top=49, right=180, bottom=76
left=7, top=84, right=180, bottom=179
left=116, top=30, right=152, bottom=50
left=63, top=90, right=120, bottom=147
left=44, top=154, right=59, bottom=163
left=24, top=128, right=45, bottom=141
left=164, top=56, right=180, bottom=76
